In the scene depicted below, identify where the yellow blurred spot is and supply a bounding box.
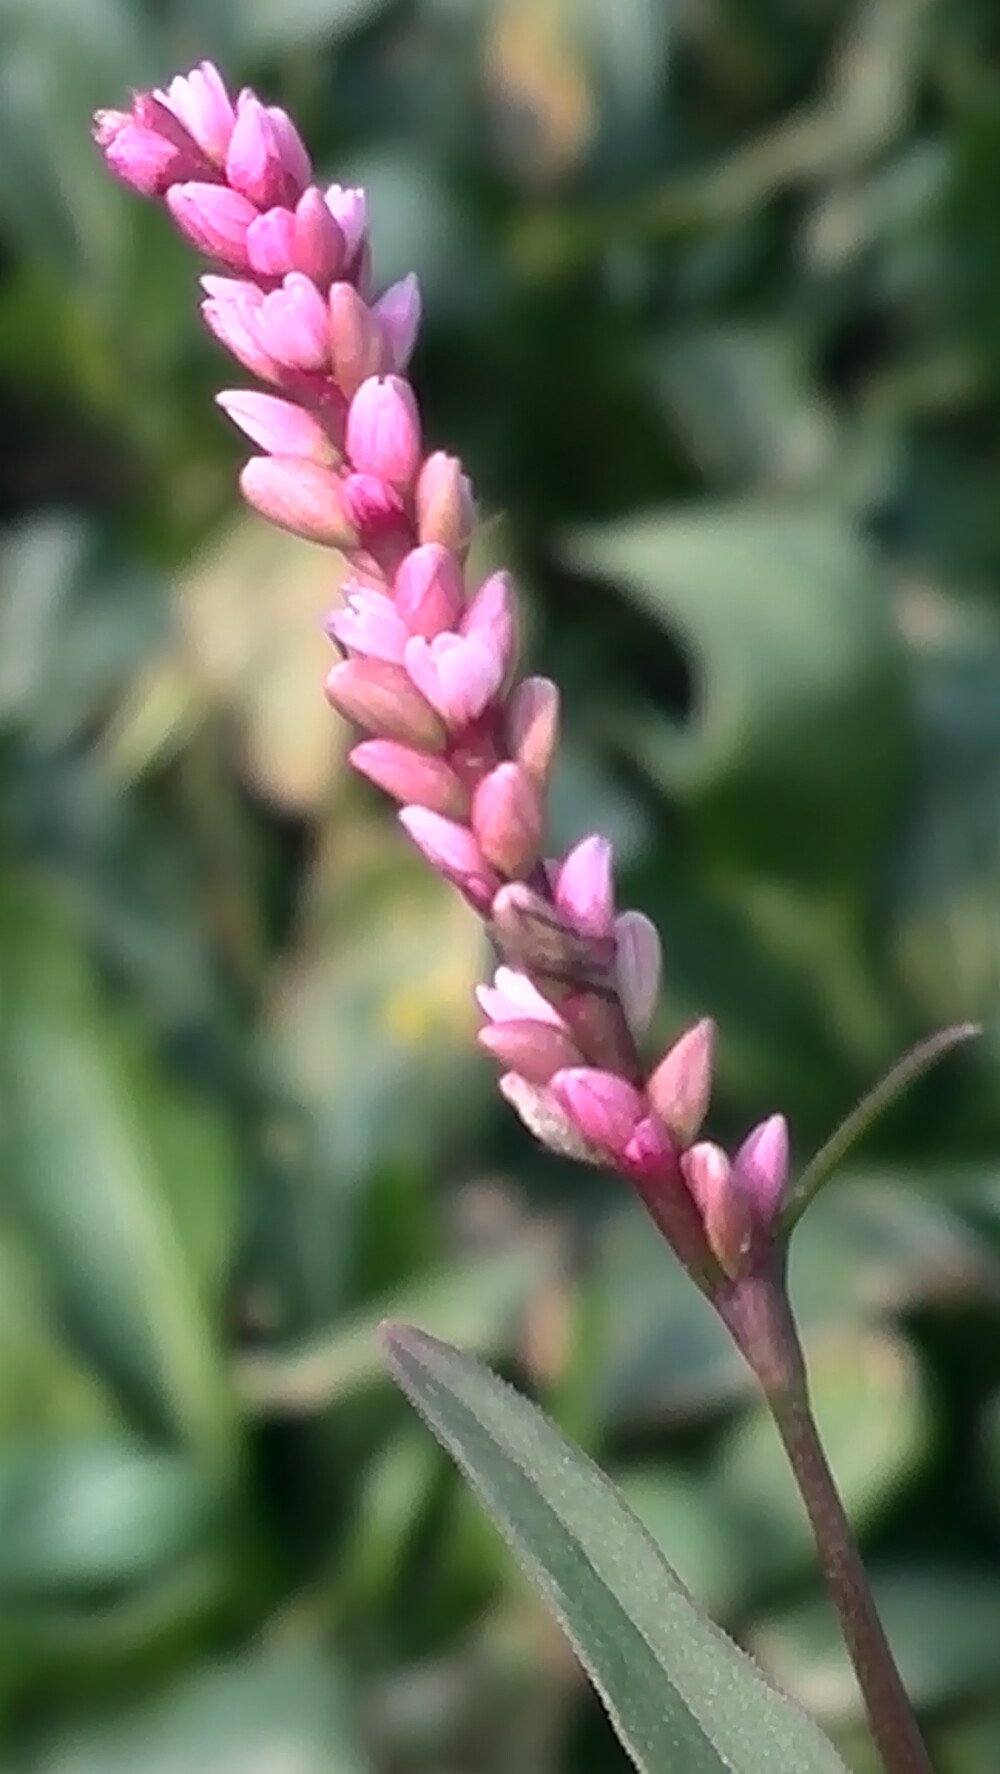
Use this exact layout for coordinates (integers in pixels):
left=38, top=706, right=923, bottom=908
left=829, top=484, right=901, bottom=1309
left=483, top=0, right=596, bottom=186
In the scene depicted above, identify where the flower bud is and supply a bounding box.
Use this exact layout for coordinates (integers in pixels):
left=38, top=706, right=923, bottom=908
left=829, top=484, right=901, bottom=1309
left=346, top=375, right=422, bottom=488
left=398, top=808, right=500, bottom=912
left=734, top=1114, right=789, bottom=1223
left=350, top=740, right=469, bottom=818
left=374, top=274, right=422, bottom=371
left=166, top=182, right=256, bottom=267
left=404, top=632, right=506, bottom=728
left=507, top=677, right=560, bottom=783
left=472, top=761, right=544, bottom=877
left=217, top=391, right=335, bottom=461
left=393, top=545, right=465, bottom=638
left=326, top=659, right=447, bottom=750
left=555, top=836, right=615, bottom=939
left=614, top=911, right=662, bottom=1041
left=240, top=457, right=355, bottom=546
left=647, top=1019, right=715, bottom=1147
left=415, top=451, right=476, bottom=551
left=682, top=1142, right=755, bottom=1280
left=548, top=1068, right=645, bottom=1160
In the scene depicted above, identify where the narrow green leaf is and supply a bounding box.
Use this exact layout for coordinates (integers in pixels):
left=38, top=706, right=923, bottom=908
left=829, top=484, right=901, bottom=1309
left=382, top=1325, right=849, bottom=1774
left=782, top=1023, right=981, bottom=1231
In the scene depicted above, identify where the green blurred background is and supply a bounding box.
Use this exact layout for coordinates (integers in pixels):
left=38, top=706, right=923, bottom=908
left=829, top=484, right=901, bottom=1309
left=3, top=0, right=1000, bottom=1768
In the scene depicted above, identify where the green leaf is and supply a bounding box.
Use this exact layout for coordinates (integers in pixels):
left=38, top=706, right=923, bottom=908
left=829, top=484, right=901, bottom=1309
left=382, top=1326, right=849, bottom=1774
left=1, top=890, right=238, bottom=1471
left=26, top=1644, right=365, bottom=1774
left=0, top=1438, right=219, bottom=1597
left=562, top=504, right=906, bottom=877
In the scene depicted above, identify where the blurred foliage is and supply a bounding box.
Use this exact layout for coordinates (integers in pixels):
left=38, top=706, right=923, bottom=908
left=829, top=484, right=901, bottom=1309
left=3, top=0, right=1000, bottom=1769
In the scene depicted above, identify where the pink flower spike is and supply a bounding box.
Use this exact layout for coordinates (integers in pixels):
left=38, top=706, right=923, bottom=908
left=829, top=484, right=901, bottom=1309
left=246, top=207, right=296, bottom=276
left=647, top=1018, right=715, bottom=1147
left=256, top=272, right=330, bottom=372
left=398, top=808, right=500, bottom=912
left=404, top=632, right=506, bottom=728
left=217, top=391, right=334, bottom=461
left=478, top=1018, right=582, bottom=1086
left=682, top=1142, right=754, bottom=1280
left=393, top=545, right=465, bottom=638
left=472, top=761, right=544, bottom=877
left=239, top=456, right=355, bottom=547
left=374, top=274, right=422, bottom=371
left=161, top=62, right=235, bottom=162
left=415, top=451, right=476, bottom=551
left=461, top=570, right=517, bottom=668
left=265, top=105, right=312, bottom=196
left=346, top=375, right=422, bottom=488
left=327, top=585, right=409, bottom=663
left=555, top=835, right=615, bottom=938
left=326, top=660, right=447, bottom=750
left=734, top=1114, right=790, bottom=1223
left=166, top=182, right=257, bottom=267
left=293, top=188, right=346, bottom=283
left=614, top=911, right=662, bottom=1040
left=507, top=677, right=560, bottom=783
left=328, top=283, right=385, bottom=397
left=324, top=184, right=367, bottom=257
left=350, top=739, right=469, bottom=818
left=549, top=1068, right=645, bottom=1159
left=226, top=93, right=288, bottom=209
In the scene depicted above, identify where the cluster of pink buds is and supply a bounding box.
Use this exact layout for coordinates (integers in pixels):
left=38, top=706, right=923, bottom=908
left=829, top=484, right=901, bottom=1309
left=95, top=64, right=791, bottom=1290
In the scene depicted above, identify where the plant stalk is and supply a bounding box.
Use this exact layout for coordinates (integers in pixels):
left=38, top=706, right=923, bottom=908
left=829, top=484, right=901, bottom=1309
left=721, top=1275, right=934, bottom=1774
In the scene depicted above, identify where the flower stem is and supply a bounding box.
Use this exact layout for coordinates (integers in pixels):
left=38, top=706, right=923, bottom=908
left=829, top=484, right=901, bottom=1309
left=722, top=1275, right=934, bottom=1774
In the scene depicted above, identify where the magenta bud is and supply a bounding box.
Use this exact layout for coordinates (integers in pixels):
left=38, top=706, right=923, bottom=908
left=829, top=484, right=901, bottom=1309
left=97, top=120, right=188, bottom=195
left=226, top=93, right=288, bottom=209
left=323, top=183, right=367, bottom=257
left=614, top=911, right=662, bottom=1041
left=415, top=451, right=476, bottom=551
left=264, top=105, right=312, bottom=196
left=217, top=391, right=335, bottom=461
left=472, top=761, right=544, bottom=877
left=621, top=1113, right=678, bottom=1180
left=555, top=835, right=615, bottom=939
left=350, top=740, right=469, bottom=818
left=166, top=182, right=256, bottom=266
left=682, top=1142, right=754, bottom=1280
left=647, top=1018, right=715, bottom=1146
left=461, top=570, right=517, bottom=672
left=478, top=1018, right=582, bottom=1085
left=404, top=632, right=506, bottom=728
left=497, top=1074, right=603, bottom=1165
left=256, top=272, right=330, bottom=372
left=374, top=274, right=422, bottom=371
left=346, top=375, right=422, bottom=488
left=292, top=188, right=346, bottom=283
left=327, top=584, right=409, bottom=663
left=245, top=207, right=296, bottom=276
left=397, top=808, right=500, bottom=912
left=393, top=544, right=465, bottom=638
left=476, top=965, right=565, bottom=1029
left=507, top=677, right=560, bottom=783
left=326, top=659, right=447, bottom=750
left=200, top=278, right=278, bottom=381
left=734, top=1114, right=789, bottom=1223
left=328, top=283, right=386, bottom=397
left=239, top=456, right=355, bottom=546
left=160, top=62, right=235, bottom=163
left=549, top=1067, right=645, bottom=1159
